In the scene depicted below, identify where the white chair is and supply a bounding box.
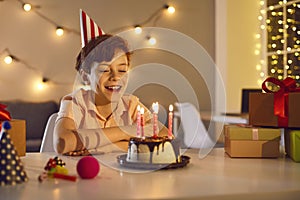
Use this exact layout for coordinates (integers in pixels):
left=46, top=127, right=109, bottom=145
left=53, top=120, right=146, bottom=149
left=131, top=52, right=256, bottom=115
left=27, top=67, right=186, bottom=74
left=40, top=113, right=58, bottom=152
left=175, top=102, right=216, bottom=158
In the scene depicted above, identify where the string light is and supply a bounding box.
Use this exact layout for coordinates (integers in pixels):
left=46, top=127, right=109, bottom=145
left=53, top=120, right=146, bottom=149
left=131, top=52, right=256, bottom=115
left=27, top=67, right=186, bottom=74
left=166, top=5, right=176, bottom=14
left=55, top=27, right=64, bottom=36
left=17, top=0, right=80, bottom=36
left=257, top=0, right=300, bottom=85
left=4, top=55, right=13, bottom=64
left=134, top=25, right=142, bottom=34
left=36, top=79, right=47, bottom=91
left=2, top=1, right=176, bottom=91
left=147, top=36, right=157, bottom=45
left=109, top=4, right=176, bottom=34
left=22, top=3, right=31, bottom=12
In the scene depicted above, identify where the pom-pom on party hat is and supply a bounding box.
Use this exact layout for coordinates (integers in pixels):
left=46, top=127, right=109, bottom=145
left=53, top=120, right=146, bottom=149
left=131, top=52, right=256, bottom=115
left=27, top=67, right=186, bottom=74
left=0, top=121, right=28, bottom=186
left=79, top=9, right=105, bottom=48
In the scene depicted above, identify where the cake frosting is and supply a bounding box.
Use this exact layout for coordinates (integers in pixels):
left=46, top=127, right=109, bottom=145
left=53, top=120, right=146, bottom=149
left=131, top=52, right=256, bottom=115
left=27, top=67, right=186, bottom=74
left=126, top=136, right=181, bottom=164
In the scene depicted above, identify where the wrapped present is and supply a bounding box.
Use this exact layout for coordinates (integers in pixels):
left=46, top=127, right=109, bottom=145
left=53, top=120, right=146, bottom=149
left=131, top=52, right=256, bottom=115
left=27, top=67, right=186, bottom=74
left=249, top=77, right=300, bottom=128
left=284, top=129, right=300, bottom=162
left=0, top=104, right=26, bottom=156
left=224, top=125, right=281, bottom=158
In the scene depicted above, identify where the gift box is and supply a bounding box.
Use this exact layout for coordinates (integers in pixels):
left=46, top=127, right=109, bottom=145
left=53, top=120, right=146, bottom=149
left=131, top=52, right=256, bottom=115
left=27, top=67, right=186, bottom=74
left=249, top=92, right=300, bottom=128
left=4, top=120, right=26, bottom=156
left=249, top=77, right=300, bottom=128
left=224, top=125, right=281, bottom=158
left=284, top=129, right=300, bottom=162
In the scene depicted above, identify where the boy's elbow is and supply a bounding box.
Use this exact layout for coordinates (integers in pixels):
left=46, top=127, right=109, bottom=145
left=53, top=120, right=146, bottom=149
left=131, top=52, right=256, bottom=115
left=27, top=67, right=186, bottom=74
left=54, top=138, right=67, bottom=154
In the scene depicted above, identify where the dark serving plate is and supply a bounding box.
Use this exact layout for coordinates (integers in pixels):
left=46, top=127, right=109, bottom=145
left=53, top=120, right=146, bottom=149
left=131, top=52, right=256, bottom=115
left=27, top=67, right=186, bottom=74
left=117, top=154, right=190, bottom=170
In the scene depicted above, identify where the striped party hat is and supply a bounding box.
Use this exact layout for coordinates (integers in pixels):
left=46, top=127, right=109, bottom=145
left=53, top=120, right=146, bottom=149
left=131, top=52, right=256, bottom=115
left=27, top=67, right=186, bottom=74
left=79, top=9, right=105, bottom=48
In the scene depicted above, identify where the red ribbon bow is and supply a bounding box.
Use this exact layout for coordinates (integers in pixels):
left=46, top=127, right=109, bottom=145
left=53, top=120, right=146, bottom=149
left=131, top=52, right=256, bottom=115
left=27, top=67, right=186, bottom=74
left=262, top=77, right=300, bottom=127
left=0, top=104, right=11, bottom=121
left=0, top=103, right=11, bottom=131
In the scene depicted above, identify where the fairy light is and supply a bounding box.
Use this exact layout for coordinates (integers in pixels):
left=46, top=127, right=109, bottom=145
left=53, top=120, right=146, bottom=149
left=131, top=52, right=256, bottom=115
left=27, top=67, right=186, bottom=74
left=256, top=64, right=262, bottom=71
left=260, top=72, right=265, bottom=77
left=3, top=1, right=177, bottom=92
left=36, top=78, right=49, bottom=91
left=36, top=82, right=45, bottom=90
left=260, top=0, right=265, bottom=6
left=4, top=55, right=13, bottom=64
left=256, top=0, right=267, bottom=86
left=166, top=5, right=175, bottom=14
left=148, top=36, right=157, bottom=45
left=134, top=26, right=142, bottom=34
left=23, top=3, right=32, bottom=12
left=56, top=27, right=64, bottom=36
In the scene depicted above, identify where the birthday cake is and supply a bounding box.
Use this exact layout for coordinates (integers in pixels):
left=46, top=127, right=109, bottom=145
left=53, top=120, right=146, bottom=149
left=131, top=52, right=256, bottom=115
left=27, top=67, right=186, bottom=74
left=126, top=136, right=181, bottom=164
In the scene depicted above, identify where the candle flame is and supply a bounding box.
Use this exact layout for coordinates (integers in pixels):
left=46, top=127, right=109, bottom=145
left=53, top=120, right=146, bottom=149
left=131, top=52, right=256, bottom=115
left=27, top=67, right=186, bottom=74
left=152, top=102, right=159, bottom=113
left=140, top=107, right=145, bottom=114
left=169, top=104, right=173, bottom=112
left=137, top=105, right=141, bottom=111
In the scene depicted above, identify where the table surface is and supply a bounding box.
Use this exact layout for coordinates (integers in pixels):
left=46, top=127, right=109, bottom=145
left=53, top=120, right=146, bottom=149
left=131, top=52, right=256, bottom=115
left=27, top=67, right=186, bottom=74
left=1, top=148, right=300, bottom=200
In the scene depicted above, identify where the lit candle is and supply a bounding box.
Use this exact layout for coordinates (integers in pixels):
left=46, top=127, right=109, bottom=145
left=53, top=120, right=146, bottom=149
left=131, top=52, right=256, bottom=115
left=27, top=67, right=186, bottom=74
left=152, top=102, right=159, bottom=138
left=136, top=105, right=141, bottom=137
left=140, top=107, right=145, bottom=139
left=168, top=104, right=173, bottom=139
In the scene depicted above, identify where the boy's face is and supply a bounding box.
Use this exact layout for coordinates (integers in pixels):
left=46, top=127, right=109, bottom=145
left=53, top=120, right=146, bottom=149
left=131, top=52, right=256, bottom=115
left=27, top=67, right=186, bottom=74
left=88, top=50, right=129, bottom=104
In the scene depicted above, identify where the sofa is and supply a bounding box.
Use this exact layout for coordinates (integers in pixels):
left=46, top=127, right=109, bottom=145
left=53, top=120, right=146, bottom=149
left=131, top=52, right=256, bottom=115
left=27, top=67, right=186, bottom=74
left=1, top=100, right=59, bottom=152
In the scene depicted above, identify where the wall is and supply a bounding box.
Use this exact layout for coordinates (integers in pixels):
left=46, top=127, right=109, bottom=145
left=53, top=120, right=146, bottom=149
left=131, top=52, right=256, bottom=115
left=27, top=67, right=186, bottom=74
left=226, top=0, right=261, bottom=112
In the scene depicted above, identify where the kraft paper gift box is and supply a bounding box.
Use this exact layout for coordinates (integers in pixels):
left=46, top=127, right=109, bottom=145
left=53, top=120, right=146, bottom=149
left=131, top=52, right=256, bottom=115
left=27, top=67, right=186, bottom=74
left=249, top=92, right=300, bottom=128
left=284, top=129, right=300, bottom=162
left=224, top=125, right=281, bottom=158
left=249, top=77, right=300, bottom=128
left=3, top=120, right=26, bottom=156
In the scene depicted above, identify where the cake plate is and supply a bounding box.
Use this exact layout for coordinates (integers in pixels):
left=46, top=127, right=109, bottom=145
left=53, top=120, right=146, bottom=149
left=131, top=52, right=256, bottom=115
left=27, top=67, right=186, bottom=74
left=117, top=154, right=190, bottom=170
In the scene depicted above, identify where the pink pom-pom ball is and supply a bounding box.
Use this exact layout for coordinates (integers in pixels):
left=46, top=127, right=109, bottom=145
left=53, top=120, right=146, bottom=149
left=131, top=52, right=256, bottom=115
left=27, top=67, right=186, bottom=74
left=76, top=156, right=100, bottom=179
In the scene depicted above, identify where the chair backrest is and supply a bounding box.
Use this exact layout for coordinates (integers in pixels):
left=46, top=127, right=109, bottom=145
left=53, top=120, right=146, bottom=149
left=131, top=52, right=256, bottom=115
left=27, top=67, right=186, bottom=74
left=175, top=102, right=215, bottom=149
left=40, top=113, right=58, bottom=152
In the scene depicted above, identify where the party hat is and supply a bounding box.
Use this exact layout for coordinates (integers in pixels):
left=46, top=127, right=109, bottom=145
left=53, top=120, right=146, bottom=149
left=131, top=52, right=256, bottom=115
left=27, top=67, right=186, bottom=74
left=79, top=9, right=105, bottom=48
left=0, top=121, right=28, bottom=186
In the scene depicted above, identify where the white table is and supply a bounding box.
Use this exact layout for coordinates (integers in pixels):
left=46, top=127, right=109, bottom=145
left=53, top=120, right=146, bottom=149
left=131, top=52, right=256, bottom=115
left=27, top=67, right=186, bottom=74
left=1, top=148, right=300, bottom=200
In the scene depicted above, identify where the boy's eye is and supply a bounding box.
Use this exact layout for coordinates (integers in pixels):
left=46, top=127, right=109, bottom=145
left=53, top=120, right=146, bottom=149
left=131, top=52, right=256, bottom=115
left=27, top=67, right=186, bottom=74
left=100, top=69, right=110, bottom=72
left=97, top=66, right=110, bottom=72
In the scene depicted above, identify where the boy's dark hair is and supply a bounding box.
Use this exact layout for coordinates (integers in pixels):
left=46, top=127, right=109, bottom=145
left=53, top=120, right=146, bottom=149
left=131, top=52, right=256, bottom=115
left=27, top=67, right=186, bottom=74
left=75, top=34, right=131, bottom=73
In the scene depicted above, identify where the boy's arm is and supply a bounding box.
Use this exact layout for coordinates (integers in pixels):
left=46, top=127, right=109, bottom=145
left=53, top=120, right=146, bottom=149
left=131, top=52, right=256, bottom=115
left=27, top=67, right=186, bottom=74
left=53, top=117, right=165, bottom=154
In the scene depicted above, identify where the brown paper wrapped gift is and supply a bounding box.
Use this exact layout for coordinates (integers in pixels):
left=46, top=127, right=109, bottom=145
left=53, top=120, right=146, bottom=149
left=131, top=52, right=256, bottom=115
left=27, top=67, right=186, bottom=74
left=249, top=77, right=300, bottom=128
left=6, top=120, right=26, bottom=156
left=249, top=92, right=300, bottom=128
left=224, top=125, right=281, bottom=158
